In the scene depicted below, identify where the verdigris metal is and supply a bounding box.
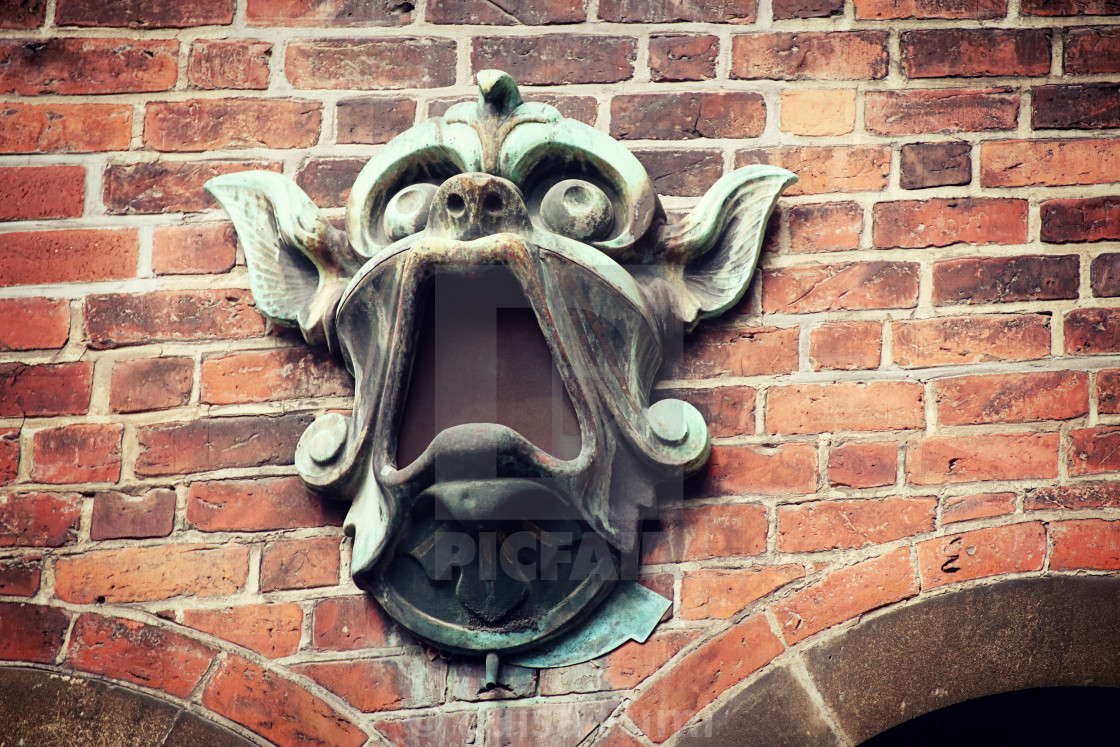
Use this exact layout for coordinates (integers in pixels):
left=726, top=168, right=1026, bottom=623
left=205, top=70, right=795, bottom=666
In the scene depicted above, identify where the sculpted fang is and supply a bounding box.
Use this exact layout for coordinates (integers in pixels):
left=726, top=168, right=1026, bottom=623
left=206, top=71, right=795, bottom=668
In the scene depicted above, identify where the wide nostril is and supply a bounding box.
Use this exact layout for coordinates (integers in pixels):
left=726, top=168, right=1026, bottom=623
left=482, top=191, right=503, bottom=217
left=447, top=193, right=466, bottom=217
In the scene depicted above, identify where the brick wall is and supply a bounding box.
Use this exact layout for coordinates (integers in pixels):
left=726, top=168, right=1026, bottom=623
left=1, top=0, right=1119, bottom=745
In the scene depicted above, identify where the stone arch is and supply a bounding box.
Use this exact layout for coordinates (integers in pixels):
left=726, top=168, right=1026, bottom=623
left=670, top=576, right=1120, bottom=746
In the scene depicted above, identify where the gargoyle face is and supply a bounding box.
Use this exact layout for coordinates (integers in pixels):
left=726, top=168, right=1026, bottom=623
left=206, top=71, right=794, bottom=665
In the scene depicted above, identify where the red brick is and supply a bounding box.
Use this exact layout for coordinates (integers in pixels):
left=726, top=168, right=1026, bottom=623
left=189, top=39, right=271, bottom=90
left=0, top=229, right=137, bottom=288
left=0, top=428, right=15, bottom=487
left=109, top=357, right=193, bottom=413
left=1043, top=197, right=1120, bottom=245
left=375, top=713, right=476, bottom=747
left=145, top=99, right=321, bottom=152
left=0, top=298, right=70, bottom=351
left=489, top=700, right=620, bottom=747
left=1070, top=427, right=1120, bottom=475
left=204, top=656, right=366, bottom=747
left=737, top=146, right=889, bottom=195
left=594, top=726, right=647, bottom=747
left=936, top=371, right=1087, bottom=425
left=763, top=262, right=919, bottom=314
left=0, top=603, right=69, bottom=663
left=901, top=142, right=972, bottom=190
left=67, top=614, right=216, bottom=697
left=697, top=443, right=818, bottom=497
left=152, top=222, right=237, bottom=275
left=1066, top=308, right=1120, bottom=354
left=0, top=492, right=81, bottom=547
left=0, top=103, right=132, bottom=154
left=892, top=314, right=1050, bottom=368
left=643, top=503, right=768, bottom=563
left=313, top=595, right=400, bottom=651
left=731, top=32, right=887, bottom=80
left=55, top=0, right=234, bottom=27
left=541, top=628, right=698, bottom=695
left=431, top=93, right=598, bottom=125
left=774, top=0, right=844, bottom=18
left=296, top=158, right=365, bottom=208
left=680, top=564, right=804, bottom=620
left=917, top=522, right=1045, bottom=588
left=1050, top=519, right=1120, bottom=570
left=296, top=656, right=444, bottom=712
left=1027, top=482, right=1120, bottom=510
left=780, top=89, right=855, bottom=136
left=31, top=423, right=122, bottom=484
left=1, top=0, right=45, bottom=28
left=866, top=89, right=1018, bottom=135
left=655, top=386, right=755, bottom=439
left=337, top=97, right=416, bottom=144
left=0, top=555, right=42, bottom=597
left=628, top=614, right=783, bottom=743
left=901, top=29, right=1050, bottom=78
left=247, top=0, right=410, bottom=25
left=0, top=38, right=177, bottom=95
left=933, top=255, right=1079, bottom=306
left=633, top=149, right=724, bottom=197
left=1100, top=370, right=1120, bottom=413
left=428, top=0, right=584, bottom=23
left=981, top=138, right=1120, bottom=188
left=0, top=165, right=84, bottom=221
left=261, top=536, right=341, bottom=591
left=829, top=442, right=897, bottom=488
left=778, top=497, right=936, bottom=553
left=1033, top=84, right=1120, bottom=129
left=188, top=475, right=344, bottom=531
left=649, top=35, right=718, bottom=82
left=286, top=38, right=454, bottom=89
left=0, top=362, right=91, bottom=417
left=1022, top=0, right=1120, bottom=12
left=611, top=92, right=764, bottom=140
left=85, top=290, right=266, bottom=349
left=474, top=35, right=634, bottom=86
left=773, top=547, right=917, bottom=644
left=854, top=0, right=1007, bottom=17
left=874, top=198, right=1027, bottom=249
left=137, top=414, right=309, bottom=476
left=1064, top=28, right=1120, bottom=74
left=668, top=326, right=797, bottom=379
left=788, top=202, right=862, bottom=253
left=907, top=432, right=1059, bottom=485
left=104, top=160, right=282, bottom=214
left=943, top=492, right=1015, bottom=524
left=184, top=603, right=302, bottom=659
left=809, top=321, right=881, bottom=370
left=201, top=348, right=350, bottom=404
left=768, top=382, right=924, bottom=434
left=601, top=0, right=757, bottom=21
left=90, top=489, right=175, bottom=540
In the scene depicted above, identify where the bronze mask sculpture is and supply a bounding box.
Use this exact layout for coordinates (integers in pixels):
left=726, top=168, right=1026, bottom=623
left=206, top=71, right=795, bottom=670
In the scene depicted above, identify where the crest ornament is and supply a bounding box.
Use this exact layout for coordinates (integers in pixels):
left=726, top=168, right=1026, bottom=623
left=206, top=71, right=795, bottom=669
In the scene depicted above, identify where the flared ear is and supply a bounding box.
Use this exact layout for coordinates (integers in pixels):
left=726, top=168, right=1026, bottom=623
left=655, top=165, right=796, bottom=329
left=205, top=171, right=364, bottom=346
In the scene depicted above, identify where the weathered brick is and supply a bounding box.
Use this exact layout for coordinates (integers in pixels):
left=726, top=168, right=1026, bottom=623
left=489, top=700, right=620, bottom=747
left=188, top=39, right=271, bottom=90
left=668, top=326, right=798, bottom=379
left=0, top=298, right=70, bottom=351
left=0, top=165, right=84, bottom=221
left=611, top=92, right=764, bottom=140
left=1064, top=28, right=1120, bottom=74
left=0, top=555, right=41, bottom=597
left=1050, top=519, right=1120, bottom=570
left=1070, top=427, right=1120, bottom=475
left=1100, top=370, right=1120, bottom=413
left=932, top=255, right=1079, bottom=305
left=1066, top=308, right=1120, bottom=354
left=1033, top=84, right=1120, bottom=130
left=55, top=0, right=234, bottom=27
left=907, top=432, right=1059, bottom=484
left=867, top=89, right=1017, bottom=135
left=736, top=146, right=890, bottom=195
left=247, top=0, right=410, bottom=25
left=809, top=321, right=881, bottom=370
left=104, top=160, right=281, bottom=214
left=762, top=262, right=919, bottom=314
left=942, top=492, right=1015, bottom=524
left=828, top=441, right=898, bottom=488
left=85, top=290, right=266, bottom=349
left=337, top=97, right=416, bottom=144
left=644, top=503, right=767, bottom=563
left=1028, top=482, right=1120, bottom=510
left=601, top=0, right=757, bottom=21
left=109, top=358, right=193, bottom=413
left=295, top=158, right=365, bottom=208
left=430, top=93, right=598, bottom=125
left=90, top=489, right=176, bottom=540
left=874, top=198, right=1027, bottom=249
left=656, top=386, right=755, bottom=439
left=67, top=614, right=216, bottom=697
left=1021, top=0, right=1120, bottom=13
left=649, top=35, right=718, bottom=81
left=428, top=0, right=583, bottom=23
left=0, top=492, right=81, bottom=547
left=0, top=38, right=177, bottom=95
left=774, top=0, right=844, bottom=17
left=203, top=656, right=367, bottom=747
left=137, top=415, right=312, bottom=476
left=201, top=347, right=351, bottom=404
left=628, top=615, right=783, bottom=743
left=184, top=603, right=302, bottom=658
left=0, top=362, right=91, bottom=417
left=0, top=103, right=132, bottom=154
left=854, top=0, right=1007, bottom=17
left=261, top=536, right=341, bottom=591
left=31, top=423, right=122, bottom=484
left=188, top=475, right=344, bottom=531
left=936, top=371, right=1087, bottom=425
left=286, top=39, right=454, bottom=89
left=632, top=149, right=723, bottom=197
left=901, top=29, right=1050, bottom=77
left=0, top=428, right=16, bottom=487
left=55, top=544, right=248, bottom=603
left=981, top=138, right=1120, bottom=188
left=0, top=230, right=138, bottom=287
left=768, top=382, right=924, bottom=434
left=1, top=0, right=45, bottom=28
left=0, top=603, right=69, bottom=663
left=296, top=656, right=445, bottom=711
left=731, top=32, right=888, bottom=80
left=892, top=314, right=1050, bottom=367
left=779, top=497, right=936, bottom=553
left=917, top=522, right=1045, bottom=588
left=696, top=444, right=818, bottom=497
left=539, top=629, right=697, bottom=694
left=680, top=565, right=804, bottom=620
left=375, top=713, right=476, bottom=747
left=780, top=89, right=855, bottom=136
left=900, top=142, right=972, bottom=190
left=145, top=99, right=321, bottom=152
left=788, top=202, right=862, bottom=253
left=152, top=222, right=237, bottom=275
left=313, top=595, right=401, bottom=651
left=1044, top=198, right=1120, bottom=248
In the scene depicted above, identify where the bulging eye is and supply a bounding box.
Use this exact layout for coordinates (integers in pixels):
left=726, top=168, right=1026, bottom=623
left=540, top=179, right=613, bottom=241
left=383, top=183, right=438, bottom=241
